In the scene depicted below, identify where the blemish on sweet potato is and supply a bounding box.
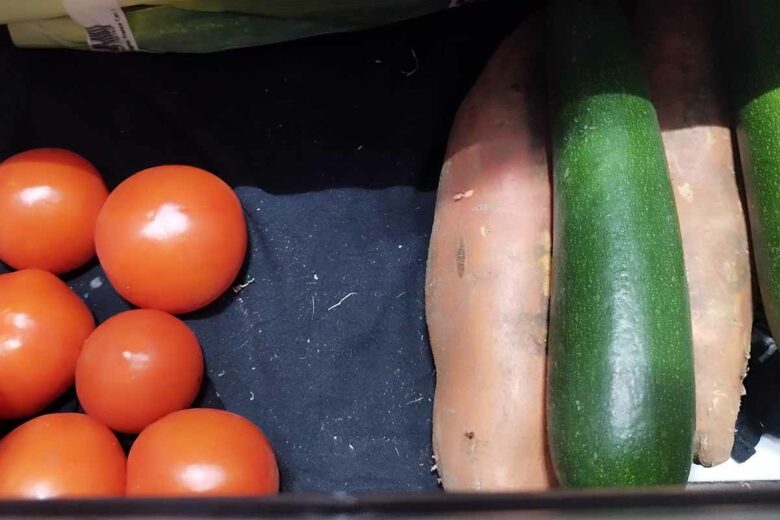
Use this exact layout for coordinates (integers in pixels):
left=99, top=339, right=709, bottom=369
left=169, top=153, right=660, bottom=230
left=453, top=189, right=474, bottom=201
left=456, top=239, right=466, bottom=278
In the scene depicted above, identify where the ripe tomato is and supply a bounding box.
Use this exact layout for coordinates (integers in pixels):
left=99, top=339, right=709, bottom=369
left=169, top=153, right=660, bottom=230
left=0, top=148, right=109, bottom=273
left=95, top=165, right=247, bottom=314
left=0, top=413, right=126, bottom=499
left=0, top=269, right=95, bottom=419
left=76, top=309, right=204, bottom=434
left=127, top=408, right=279, bottom=497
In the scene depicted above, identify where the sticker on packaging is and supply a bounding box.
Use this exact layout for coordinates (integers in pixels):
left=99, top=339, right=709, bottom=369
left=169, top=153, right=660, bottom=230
left=62, top=0, right=138, bottom=52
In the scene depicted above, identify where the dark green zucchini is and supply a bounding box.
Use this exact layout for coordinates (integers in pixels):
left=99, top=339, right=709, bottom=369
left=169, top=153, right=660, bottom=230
left=546, top=0, right=695, bottom=487
left=731, top=0, right=780, bottom=338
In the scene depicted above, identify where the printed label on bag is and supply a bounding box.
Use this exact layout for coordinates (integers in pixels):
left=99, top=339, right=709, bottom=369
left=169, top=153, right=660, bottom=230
left=62, top=0, right=139, bottom=52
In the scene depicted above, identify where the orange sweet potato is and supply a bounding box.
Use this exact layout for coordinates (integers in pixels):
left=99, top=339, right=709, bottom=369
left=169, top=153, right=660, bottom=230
left=425, top=15, right=553, bottom=491
left=637, top=0, right=752, bottom=467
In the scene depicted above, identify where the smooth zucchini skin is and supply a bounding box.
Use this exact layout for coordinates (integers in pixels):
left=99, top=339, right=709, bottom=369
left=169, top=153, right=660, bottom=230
left=732, top=0, right=780, bottom=338
left=547, top=0, right=695, bottom=487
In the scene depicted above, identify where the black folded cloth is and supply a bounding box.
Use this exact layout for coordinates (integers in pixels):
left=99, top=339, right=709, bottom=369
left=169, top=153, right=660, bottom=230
left=732, top=320, right=780, bottom=463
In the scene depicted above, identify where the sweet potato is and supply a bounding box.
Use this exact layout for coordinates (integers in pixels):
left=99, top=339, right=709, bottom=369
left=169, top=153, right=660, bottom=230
left=637, top=0, right=752, bottom=467
left=424, top=15, right=553, bottom=491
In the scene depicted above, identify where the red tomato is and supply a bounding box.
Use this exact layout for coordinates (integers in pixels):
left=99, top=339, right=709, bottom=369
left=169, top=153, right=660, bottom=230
left=95, top=165, right=247, bottom=314
left=126, top=408, right=279, bottom=497
left=76, top=309, right=204, bottom=434
left=0, top=148, right=109, bottom=273
left=0, top=269, right=95, bottom=419
left=0, top=413, right=126, bottom=498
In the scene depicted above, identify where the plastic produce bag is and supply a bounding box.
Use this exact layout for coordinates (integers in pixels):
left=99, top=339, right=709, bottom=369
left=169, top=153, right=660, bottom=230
left=1, top=0, right=479, bottom=53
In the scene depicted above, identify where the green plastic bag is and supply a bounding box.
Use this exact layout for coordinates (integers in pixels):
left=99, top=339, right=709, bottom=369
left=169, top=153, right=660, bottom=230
left=3, top=1, right=470, bottom=53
